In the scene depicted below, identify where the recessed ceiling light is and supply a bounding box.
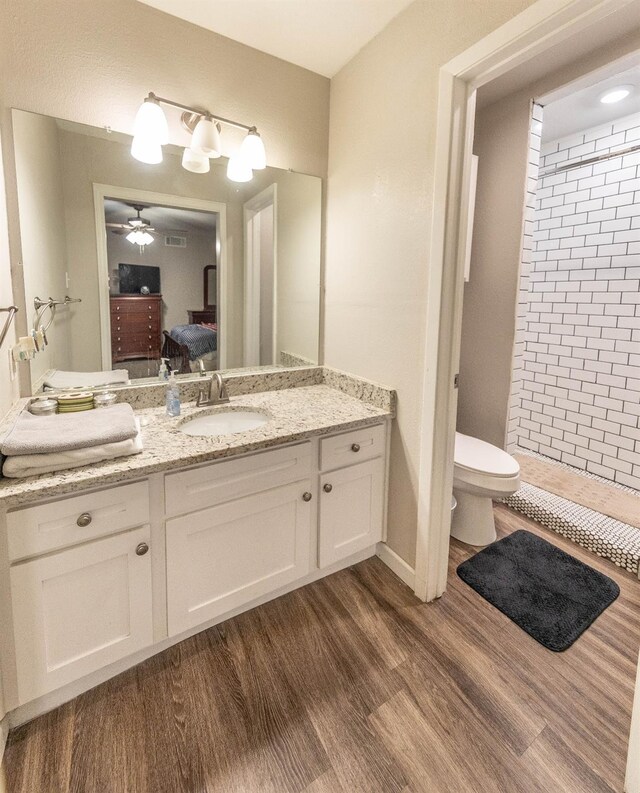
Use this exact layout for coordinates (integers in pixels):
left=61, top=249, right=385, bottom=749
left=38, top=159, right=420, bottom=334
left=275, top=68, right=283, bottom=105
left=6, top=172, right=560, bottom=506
left=599, top=85, right=633, bottom=104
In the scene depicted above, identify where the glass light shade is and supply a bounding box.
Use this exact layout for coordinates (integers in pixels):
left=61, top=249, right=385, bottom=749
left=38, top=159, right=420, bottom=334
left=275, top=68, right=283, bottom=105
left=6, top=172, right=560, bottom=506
left=133, top=99, right=169, bottom=144
left=182, top=146, right=210, bottom=174
left=131, top=136, right=163, bottom=165
left=240, top=130, right=266, bottom=170
left=191, top=117, right=222, bottom=158
left=126, top=229, right=154, bottom=247
left=226, top=154, right=253, bottom=183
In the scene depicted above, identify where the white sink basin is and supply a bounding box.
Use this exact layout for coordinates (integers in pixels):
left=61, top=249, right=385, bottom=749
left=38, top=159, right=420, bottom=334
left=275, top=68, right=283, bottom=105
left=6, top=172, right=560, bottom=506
left=179, top=410, right=269, bottom=437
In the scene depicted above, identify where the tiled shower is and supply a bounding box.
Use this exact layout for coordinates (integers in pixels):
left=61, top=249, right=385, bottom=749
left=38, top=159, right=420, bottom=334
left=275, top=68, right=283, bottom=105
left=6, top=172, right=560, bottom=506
left=509, top=108, right=640, bottom=491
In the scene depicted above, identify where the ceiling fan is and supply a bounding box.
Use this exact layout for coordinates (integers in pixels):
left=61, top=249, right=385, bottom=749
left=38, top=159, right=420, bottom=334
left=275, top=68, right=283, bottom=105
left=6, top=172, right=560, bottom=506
left=105, top=204, right=156, bottom=249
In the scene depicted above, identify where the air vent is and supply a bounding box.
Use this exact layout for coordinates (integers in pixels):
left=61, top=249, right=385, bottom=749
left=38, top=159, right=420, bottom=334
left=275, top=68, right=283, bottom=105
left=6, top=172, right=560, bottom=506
left=165, top=235, right=187, bottom=248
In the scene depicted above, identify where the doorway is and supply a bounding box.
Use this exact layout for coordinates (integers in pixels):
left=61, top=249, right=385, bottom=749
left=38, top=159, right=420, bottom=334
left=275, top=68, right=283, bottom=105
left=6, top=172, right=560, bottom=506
left=93, top=185, right=228, bottom=375
left=244, top=184, right=277, bottom=367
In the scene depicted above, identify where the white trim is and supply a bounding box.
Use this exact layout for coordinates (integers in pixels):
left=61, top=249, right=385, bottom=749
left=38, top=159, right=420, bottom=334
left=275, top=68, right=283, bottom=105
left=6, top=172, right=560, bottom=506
left=415, top=0, right=640, bottom=602
left=627, top=649, right=640, bottom=793
left=243, top=184, right=278, bottom=367
left=376, top=542, right=415, bottom=589
left=92, top=185, right=228, bottom=371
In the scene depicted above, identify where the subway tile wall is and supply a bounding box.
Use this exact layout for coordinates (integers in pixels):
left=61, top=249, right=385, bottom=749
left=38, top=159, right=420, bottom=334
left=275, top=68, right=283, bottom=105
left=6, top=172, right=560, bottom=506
left=514, top=110, right=640, bottom=489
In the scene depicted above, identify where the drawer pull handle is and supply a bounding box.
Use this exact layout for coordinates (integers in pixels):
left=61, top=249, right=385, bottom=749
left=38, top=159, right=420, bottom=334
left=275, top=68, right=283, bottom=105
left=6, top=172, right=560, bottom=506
left=136, top=542, right=149, bottom=556
left=323, top=483, right=333, bottom=493
left=302, top=492, right=313, bottom=502
left=76, top=512, right=92, bottom=527
left=351, top=443, right=361, bottom=452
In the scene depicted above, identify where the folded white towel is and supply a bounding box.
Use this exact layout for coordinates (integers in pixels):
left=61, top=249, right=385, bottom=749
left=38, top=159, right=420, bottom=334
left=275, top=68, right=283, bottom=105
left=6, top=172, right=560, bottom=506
left=1, top=403, right=138, bottom=456
left=2, top=421, right=143, bottom=478
left=43, top=369, right=130, bottom=389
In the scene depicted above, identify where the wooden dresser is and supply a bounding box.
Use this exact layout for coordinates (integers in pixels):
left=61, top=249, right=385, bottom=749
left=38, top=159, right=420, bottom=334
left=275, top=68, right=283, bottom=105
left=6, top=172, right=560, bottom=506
left=110, top=295, right=162, bottom=364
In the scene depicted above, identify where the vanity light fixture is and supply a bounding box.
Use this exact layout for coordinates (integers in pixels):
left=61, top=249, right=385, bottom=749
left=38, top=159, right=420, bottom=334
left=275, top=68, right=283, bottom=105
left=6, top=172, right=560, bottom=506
left=599, top=85, right=633, bottom=104
left=131, top=92, right=267, bottom=182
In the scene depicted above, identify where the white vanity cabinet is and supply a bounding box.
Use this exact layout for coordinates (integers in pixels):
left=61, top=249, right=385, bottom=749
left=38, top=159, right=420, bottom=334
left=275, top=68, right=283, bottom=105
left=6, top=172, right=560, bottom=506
left=7, top=484, right=153, bottom=705
left=318, top=425, right=386, bottom=567
left=1, top=420, right=389, bottom=720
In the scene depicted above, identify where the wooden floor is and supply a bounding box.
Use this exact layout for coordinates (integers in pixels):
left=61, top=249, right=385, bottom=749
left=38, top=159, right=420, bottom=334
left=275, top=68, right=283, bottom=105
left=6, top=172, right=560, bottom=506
left=5, top=504, right=640, bottom=793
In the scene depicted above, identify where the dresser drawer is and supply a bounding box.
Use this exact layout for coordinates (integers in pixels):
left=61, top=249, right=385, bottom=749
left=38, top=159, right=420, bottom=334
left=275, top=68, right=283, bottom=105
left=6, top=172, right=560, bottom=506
left=320, top=424, right=386, bottom=472
left=7, top=482, right=150, bottom=561
left=165, top=443, right=312, bottom=517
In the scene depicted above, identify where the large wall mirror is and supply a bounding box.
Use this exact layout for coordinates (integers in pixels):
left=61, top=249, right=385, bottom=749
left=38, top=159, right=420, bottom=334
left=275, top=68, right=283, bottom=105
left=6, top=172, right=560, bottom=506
left=11, top=109, right=322, bottom=394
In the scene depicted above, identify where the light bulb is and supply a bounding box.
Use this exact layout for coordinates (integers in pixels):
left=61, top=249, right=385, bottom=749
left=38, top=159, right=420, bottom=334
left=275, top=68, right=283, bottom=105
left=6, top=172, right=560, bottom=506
left=227, top=154, right=253, bottom=183
left=131, top=135, right=163, bottom=165
left=240, top=129, right=266, bottom=170
left=182, top=146, right=210, bottom=174
left=126, top=230, right=139, bottom=244
left=131, top=97, right=168, bottom=164
left=191, top=116, right=222, bottom=158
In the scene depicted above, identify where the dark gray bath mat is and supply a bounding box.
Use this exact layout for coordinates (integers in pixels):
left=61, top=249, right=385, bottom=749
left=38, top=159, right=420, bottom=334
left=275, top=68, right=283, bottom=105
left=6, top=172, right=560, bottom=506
left=456, top=530, right=620, bottom=651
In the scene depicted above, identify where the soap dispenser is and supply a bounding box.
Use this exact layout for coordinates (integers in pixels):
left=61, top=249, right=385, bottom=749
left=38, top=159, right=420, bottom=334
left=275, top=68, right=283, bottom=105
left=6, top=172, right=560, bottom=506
left=166, top=371, right=181, bottom=417
left=158, top=358, right=170, bottom=381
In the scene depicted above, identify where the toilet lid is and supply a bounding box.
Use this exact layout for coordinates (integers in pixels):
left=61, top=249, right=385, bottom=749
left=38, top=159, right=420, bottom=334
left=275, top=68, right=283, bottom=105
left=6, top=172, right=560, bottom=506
left=454, top=432, right=520, bottom=478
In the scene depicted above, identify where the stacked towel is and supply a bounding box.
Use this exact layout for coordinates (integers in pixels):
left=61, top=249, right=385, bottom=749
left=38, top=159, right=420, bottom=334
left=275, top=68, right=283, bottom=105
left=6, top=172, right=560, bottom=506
left=43, top=369, right=130, bottom=389
left=0, top=405, right=143, bottom=479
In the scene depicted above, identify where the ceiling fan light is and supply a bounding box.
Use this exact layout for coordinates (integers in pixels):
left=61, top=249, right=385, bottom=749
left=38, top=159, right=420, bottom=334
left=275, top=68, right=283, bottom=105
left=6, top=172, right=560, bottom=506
left=240, top=129, right=266, bottom=170
left=227, top=153, right=253, bottom=183
left=191, top=116, right=222, bottom=158
left=140, top=231, right=154, bottom=246
left=182, top=146, right=210, bottom=173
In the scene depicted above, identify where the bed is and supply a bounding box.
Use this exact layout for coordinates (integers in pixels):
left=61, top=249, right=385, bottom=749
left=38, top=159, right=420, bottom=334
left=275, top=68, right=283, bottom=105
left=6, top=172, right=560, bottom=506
left=162, top=324, right=218, bottom=374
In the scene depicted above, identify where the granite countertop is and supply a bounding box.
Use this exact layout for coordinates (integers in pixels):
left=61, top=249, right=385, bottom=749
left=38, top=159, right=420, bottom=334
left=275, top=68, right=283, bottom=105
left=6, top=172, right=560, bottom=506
left=0, top=385, right=392, bottom=508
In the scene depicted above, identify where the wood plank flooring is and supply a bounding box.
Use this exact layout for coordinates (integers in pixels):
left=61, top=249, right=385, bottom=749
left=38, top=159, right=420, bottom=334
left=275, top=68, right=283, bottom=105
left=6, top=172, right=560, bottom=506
left=5, top=504, right=640, bottom=793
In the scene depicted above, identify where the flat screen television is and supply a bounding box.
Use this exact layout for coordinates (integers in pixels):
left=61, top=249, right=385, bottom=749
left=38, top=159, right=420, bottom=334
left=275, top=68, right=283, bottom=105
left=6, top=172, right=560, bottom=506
left=118, top=263, right=161, bottom=294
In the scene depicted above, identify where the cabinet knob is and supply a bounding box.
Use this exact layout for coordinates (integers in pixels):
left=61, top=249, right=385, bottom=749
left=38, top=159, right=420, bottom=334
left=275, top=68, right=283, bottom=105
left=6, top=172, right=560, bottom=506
left=76, top=512, right=92, bottom=527
left=323, top=483, right=333, bottom=493
left=135, top=542, right=149, bottom=556
left=302, top=492, right=313, bottom=502
left=351, top=443, right=360, bottom=453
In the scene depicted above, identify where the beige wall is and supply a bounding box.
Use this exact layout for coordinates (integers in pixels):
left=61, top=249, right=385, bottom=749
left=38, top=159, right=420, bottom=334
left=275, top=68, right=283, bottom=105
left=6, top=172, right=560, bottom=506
left=12, top=113, right=72, bottom=389
left=324, top=0, right=537, bottom=567
left=0, top=0, right=329, bottom=408
left=457, top=29, right=640, bottom=450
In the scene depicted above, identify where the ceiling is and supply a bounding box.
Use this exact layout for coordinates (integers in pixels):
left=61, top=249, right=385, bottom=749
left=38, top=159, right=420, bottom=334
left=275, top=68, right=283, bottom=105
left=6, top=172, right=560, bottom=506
left=136, top=0, right=413, bottom=77
left=541, top=63, right=640, bottom=143
left=104, top=199, right=217, bottom=234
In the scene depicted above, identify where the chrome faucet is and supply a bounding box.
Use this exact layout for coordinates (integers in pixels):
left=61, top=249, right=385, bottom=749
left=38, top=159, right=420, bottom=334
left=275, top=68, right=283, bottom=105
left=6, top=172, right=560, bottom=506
left=196, top=372, right=230, bottom=407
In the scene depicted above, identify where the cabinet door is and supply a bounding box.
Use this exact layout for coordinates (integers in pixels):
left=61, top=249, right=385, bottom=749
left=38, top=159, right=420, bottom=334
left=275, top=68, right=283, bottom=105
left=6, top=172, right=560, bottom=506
left=11, top=527, right=153, bottom=704
left=166, top=481, right=313, bottom=636
left=319, top=458, right=384, bottom=568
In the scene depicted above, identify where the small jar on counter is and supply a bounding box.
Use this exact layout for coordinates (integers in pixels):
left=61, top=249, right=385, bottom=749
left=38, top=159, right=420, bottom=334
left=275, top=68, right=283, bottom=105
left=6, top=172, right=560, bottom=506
left=93, top=391, right=118, bottom=409
left=28, top=397, right=58, bottom=416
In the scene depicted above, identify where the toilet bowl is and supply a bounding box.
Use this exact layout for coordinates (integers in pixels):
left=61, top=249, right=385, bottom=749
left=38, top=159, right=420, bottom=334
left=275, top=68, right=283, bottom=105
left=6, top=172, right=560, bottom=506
left=451, top=432, right=520, bottom=546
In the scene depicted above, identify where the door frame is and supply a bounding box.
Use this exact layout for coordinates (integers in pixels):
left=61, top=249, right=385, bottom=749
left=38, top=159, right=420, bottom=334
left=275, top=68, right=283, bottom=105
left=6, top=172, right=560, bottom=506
left=93, top=184, right=228, bottom=371
left=415, top=0, right=638, bottom=602
left=243, top=184, right=278, bottom=367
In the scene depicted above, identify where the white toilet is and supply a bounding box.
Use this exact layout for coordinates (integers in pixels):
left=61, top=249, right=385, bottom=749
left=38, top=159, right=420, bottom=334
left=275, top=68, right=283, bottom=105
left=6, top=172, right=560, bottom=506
left=451, top=432, right=520, bottom=546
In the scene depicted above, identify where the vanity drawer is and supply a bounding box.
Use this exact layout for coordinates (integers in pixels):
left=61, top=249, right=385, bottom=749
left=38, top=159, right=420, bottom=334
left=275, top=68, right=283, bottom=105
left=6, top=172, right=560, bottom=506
left=7, top=481, right=150, bottom=561
left=165, top=443, right=312, bottom=517
left=320, top=423, right=386, bottom=472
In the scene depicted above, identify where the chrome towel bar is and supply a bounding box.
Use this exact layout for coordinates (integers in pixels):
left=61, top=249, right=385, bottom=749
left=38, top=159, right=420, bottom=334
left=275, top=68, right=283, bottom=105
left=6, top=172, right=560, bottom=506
left=0, top=305, right=19, bottom=349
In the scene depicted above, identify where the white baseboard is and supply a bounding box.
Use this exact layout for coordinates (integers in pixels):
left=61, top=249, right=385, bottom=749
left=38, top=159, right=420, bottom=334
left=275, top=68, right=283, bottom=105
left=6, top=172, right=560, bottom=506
left=376, top=542, right=415, bottom=589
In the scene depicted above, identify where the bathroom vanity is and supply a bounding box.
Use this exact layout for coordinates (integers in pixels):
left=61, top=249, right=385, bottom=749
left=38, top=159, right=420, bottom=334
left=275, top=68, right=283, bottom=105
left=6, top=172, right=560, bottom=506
left=0, top=376, right=394, bottom=726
